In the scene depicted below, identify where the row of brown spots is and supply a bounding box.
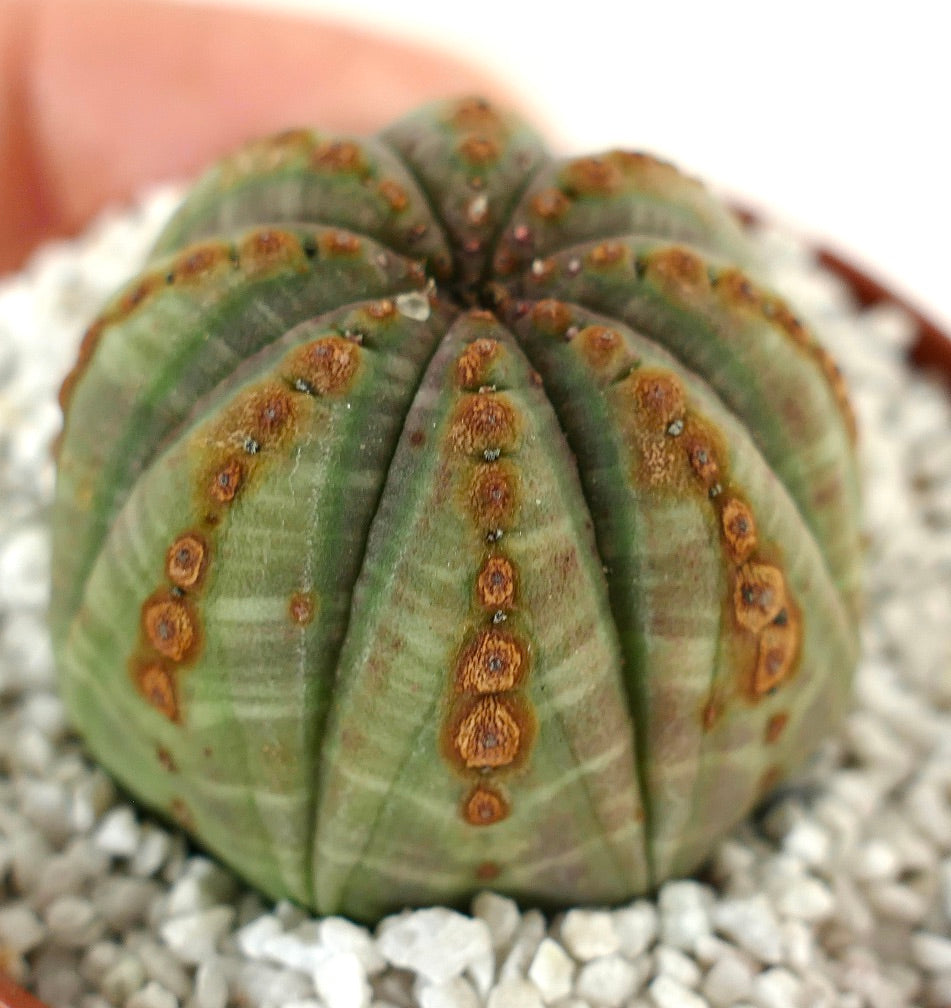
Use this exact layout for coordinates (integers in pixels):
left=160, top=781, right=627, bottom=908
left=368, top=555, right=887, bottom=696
left=447, top=338, right=536, bottom=840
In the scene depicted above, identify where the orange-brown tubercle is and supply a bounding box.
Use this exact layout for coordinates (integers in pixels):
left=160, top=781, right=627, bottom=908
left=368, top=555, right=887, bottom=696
left=133, top=661, right=179, bottom=723
left=165, top=533, right=208, bottom=590
left=456, top=338, right=501, bottom=389
left=468, top=462, right=519, bottom=529
left=765, top=711, right=790, bottom=744
left=142, top=594, right=198, bottom=663
left=453, top=694, right=524, bottom=769
left=464, top=785, right=509, bottom=825
left=285, top=336, right=360, bottom=395
left=289, top=591, right=316, bottom=625
left=455, top=628, right=526, bottom=693
left=449, top=394, right=518, bottom=456
left=476, top=555, right=516, bottom=609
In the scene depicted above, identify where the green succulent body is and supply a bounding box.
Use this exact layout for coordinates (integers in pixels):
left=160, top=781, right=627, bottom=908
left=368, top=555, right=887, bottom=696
left=51, top=98, right=861, bottom=922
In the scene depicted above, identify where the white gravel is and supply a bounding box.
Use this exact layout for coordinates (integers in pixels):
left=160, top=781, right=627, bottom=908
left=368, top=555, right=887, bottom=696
left=0, top=187, right=950, bottom=1008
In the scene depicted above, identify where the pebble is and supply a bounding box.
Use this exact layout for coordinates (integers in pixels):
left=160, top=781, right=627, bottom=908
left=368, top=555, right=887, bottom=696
left=526, top=937, right=574, bottom=1002
left=160, top=906, right=235, bottom=964
left=559, top=909, right=620, bottom=961
left=485, top=978, right=544, bottom=1008
left=612, top=901, right=658, bottom=959
left=653, top=944, right=701, bottom=988
left=701, top=954, right=754, bottom=1006
left=312, top=950, right=370, bottom=1008
left=751, top=967, right=803, bottom=1008
left=712, top=896, right=784, bottom=964
left=498, top=910, right=546, bottom=981
left=416, top=976, right=481, bottom=1008
left=472, top=891, right=521, bottom=951
left=44, top=895, right=105, bottom=948
left=193, top=958, right=229, bottom=1008
left=320, top=916, right=386, bottom=975
left=0, top=903, right=46, bottom=953
left=657, top=881, right=713, bottom=951
left=575, top=953, right=642, bottom=1006
left=376, top=908, right=492, bottom=985
left=648, top=974, right=707, bottom=1008
left=125, top=980, right=179, bottom=1008
left=910, top=931, right=951, bottom=972
left=94, top=806, right=139, bottom=857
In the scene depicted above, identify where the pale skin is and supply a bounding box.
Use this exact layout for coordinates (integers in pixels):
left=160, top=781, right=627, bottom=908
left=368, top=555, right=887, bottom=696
left=0, top=0, right=515, bottom=275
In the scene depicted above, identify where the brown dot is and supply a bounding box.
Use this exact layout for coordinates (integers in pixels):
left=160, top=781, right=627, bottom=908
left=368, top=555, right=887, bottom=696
left=765, top=712, right=790, bottom=744
left=632, top=371, right=686, bottom=430
left=733, top=563, right=786, bottom=634
left=251, top=386, right=295, bottom=439
left=287, top=336, right=360, bottom=395
left=530, top=299, right=572, bottom=337
left=577, top=325, right=623, bottom=370
left=289, top=591, right=316, bottom=625
left=409, top=429, right=425, bottom=447
left=464, top=786, right=509, bottom=826
left=476, top=555, right=516, bottom=609
left=312, top=139, right=366, bottom=173
left=143, top=596, right=196, bottom=662
left=458, top=135, right=500, bottom=166
left=454, top=695, right=522, bottom=768
left=367, top=298, right=396, bottom=320
left=157, top=746, right=178, bottom=772
left=714, top=268, right=763, bottom=310
left=322, top=231, right=362, bottom=257
left=378, top=179, right=409, bottom=212
left=469, top=463, right=518, bottom=528
left=449, top=394, right=518, bottom=455
left=239, top=229, right=303, bottom=273
left=210, top=459, right=243, bottom=503
left=530, top=187, right=571, bottom=220
left=588, top=241, right=625, bottom=268
left=684, top=436, right=720, bottom=488
left=456, top=628, right=526, bottom=693
left=171, top=244, right=231, bottom=284
left=135, top=662, right=179, bottom=722
left=114, top=273, right=165, bottom=321
left=476, top=861, right=501, bottom=880
left=456, top=338, right=500, bottom=389
left=721, top=498, right=757, bottom=562
left=646, top=246, right=710, bottom=298
left=165, top=534, right=207, bottom=590
left=754, top=613, right=800, bottom=696
left=450, top=97, right=501, bottom=129
left=563, top=156, right=622, bottom=195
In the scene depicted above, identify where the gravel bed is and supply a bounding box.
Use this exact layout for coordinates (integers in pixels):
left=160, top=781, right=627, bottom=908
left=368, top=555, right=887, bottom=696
left=0, top=188, right=949, bottom=1008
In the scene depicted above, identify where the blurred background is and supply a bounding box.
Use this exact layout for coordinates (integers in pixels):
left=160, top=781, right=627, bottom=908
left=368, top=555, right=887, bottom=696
left=189, top=0, right=951, bottom=332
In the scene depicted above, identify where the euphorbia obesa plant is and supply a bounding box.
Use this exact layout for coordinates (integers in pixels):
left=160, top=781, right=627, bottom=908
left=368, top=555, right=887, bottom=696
left=51, top=97, right=861, bottom=923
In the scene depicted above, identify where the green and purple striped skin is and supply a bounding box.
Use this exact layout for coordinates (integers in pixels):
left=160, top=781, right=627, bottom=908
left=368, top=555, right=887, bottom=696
left=51, top=97, right=861, bottom=922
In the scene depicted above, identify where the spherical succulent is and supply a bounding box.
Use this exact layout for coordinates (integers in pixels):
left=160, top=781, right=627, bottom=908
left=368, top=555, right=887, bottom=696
left=51, top=97, right=861, bottom=923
